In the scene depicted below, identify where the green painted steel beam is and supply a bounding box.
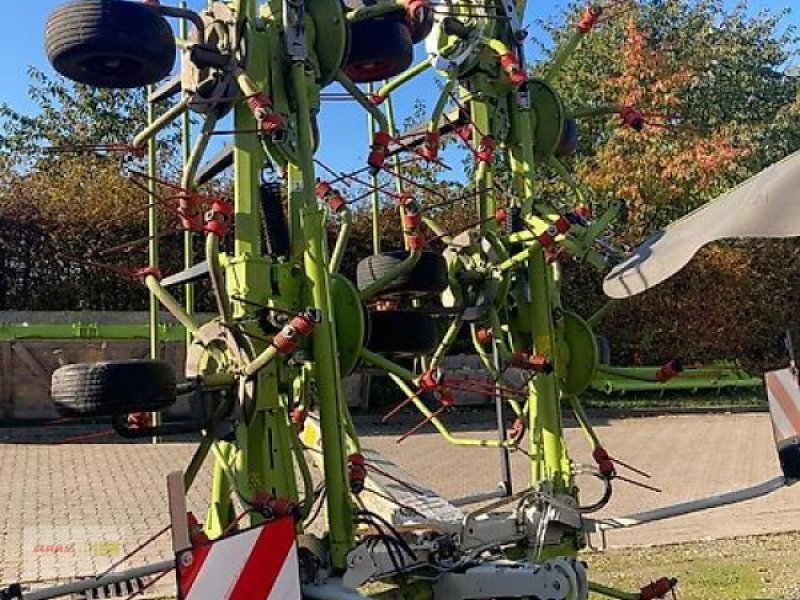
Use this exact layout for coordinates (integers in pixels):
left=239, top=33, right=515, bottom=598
left=0, top=322, right=190, bottom=342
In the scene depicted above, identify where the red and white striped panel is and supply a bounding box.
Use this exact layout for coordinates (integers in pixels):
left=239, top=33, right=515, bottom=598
left=765, top=367, right=800, bottom=444
left=177, top=517, right=301, bottom=600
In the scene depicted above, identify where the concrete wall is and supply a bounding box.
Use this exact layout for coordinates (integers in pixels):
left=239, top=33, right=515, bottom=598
left=1, top=337, right=191, bottom=420
left=0, top=311, right=370, bottom=420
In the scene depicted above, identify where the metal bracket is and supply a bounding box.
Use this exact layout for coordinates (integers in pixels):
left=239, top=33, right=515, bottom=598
left=433, top=557, right=588, bottom=600
left=283, top=0, right=308, bottom=61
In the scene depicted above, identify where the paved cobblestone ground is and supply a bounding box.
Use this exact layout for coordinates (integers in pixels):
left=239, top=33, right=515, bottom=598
left=1, top=413, right=797, bottom=595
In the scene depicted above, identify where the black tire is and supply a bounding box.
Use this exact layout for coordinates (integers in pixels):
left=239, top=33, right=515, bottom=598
left=555, top=118, right=580, bottom=158
left=595, top=335, right=611, bottom=365
left=367, top=311, right=438, bottom=355
left=260, top=183, right=290, bottom=259
left=344, top=18, right=413, bottom=83
left=51, top=359, right=177, bottom=417
left=357, top=250, right=448, bottom=298
left=406, top=10, right=434, bottom=44
left=46, top=0, right=176, bottom=89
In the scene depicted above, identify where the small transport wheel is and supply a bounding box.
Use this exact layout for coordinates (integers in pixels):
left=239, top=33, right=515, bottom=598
left=367, top=310, right=439, bottom=356
left=344, top=17, right=413, bottom=83
left=357, top=250, right=448, bottom=298
left=595, top=335, right=611, bottom=365
left=51, top=359, right=177, bottom=417
left=45, top=0, right=176, bottom=88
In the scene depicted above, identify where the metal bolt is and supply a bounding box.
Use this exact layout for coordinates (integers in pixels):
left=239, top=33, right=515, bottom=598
left=180, top=550, right=194, bottom=568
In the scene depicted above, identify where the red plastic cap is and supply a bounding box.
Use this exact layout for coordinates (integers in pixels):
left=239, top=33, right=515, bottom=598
left=499, top=53, right=527, bottom=85
left=592, top=447, right=616, bottom=476
left=368, top=149, right=386, bottom=170
left=577, top=5, right=602, bottom=33
left=438, top=388, right=455, bottom=407
left=620, top=106, right=646, bottom=132
left=554, top=216, right=572, bottom=234
left=260, top=113, right=284, bottom=135
left=327, top=192, right=347, bottom=213
left=476, top=327, right=494, bottom=345
left=640, top=577, right=678, bottom=599
left=405, top=234, right=425, bottom=249
left=203, top=219, right=229, bottom=238
left=373, top=131, right=392, bottom=146
left=656, top=358, right=684, bottom=382
left=404, top=0, right=430, bottom=20
left=134, top=266, right=162, bottom=280
left=315, top=180, right=333, bottom=198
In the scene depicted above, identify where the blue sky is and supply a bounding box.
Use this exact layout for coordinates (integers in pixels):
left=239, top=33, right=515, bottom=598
left=2, top=0, right=796, bottom=175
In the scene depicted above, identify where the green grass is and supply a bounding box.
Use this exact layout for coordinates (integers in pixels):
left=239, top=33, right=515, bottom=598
left=580, top=387, right=765, bottom=411
left=586, top=533, right=800, bottom=600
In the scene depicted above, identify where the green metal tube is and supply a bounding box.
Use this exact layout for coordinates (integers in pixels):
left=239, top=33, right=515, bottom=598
left=470, top=325, right=523, bottom=418
left=336, top=72, right=389, bottom=132
left=143, top=276, right=201, bottom=335
left=497, top=240, right=543, bottom=272
left=205, top=233, right=232, bottom=325
left=339, top=378, right=363, bottom=455
left=132, top=97, right=190, bottom=150
left=567, top=395, right=601, bottom=449
left=205, top=441, right=235, bottom=538
left=211, top=441, right=253, bottom=505
left=422, top=215, right=451, bottom=244
left=179, top=0, right=194, bottom=353
left=360, top=348, right=417, bottom=382
left=329, top=207, right=353, bottom=274
left=291, top=62, right=354, bottom=568
left=146, top=85, right=162, bottom=440
left=367, top=82, right=381, bottom=255
left=291, top=433, right=316, bottom=520
left=588, top=581, right=640, bottom=600
left=383, top=90, right=404, bottom=198
left=567, top=104, right=623, bottom=120
left=528, top=250, right=569, bottom=490
left=375, top=58, right=434, bottom=102
left=244, top=345, right=280, bottom=378
left=147, top=89, right=160, bottom=361
left=593, top=377, right=763, bottom=393
left=587, top=300, right=617, bottom=328
left=387, top=373, right=514, bottom=449
left=180, top=113, right=218, bottom=342
left=430, top=318, right=463, bottom=368
left=488, top=309, right=514, bottom=361
left=429, top=79, right=455, bottom=134
left=184, top=435, right=213, bottom=492
left=360, top=349, right=517, bottom=448
left=545, top=30, right=584, bottom=83
left=0, top=322, right=189, bottom=342
left=548, top=156, right=588, bottom=205
left=346, top=0, right=405, bottom=22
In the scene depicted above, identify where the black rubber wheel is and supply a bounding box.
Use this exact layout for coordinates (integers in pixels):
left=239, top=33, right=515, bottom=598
left=595, top=335, right=611, bottom=365
left=407, top=9, right=434, bottom=44
left=367, top=311, right=438, bottom=355
left=45, top=0, right=176, bottom=88
left=344, top=17, right=413, bottom=83
left=260, top=183, right=290, bottom=259
left=357, top=250, right=448, bottom=298
left=555, top=118, right=580, bottom=158
left=51, top=359, right=177, bottom=417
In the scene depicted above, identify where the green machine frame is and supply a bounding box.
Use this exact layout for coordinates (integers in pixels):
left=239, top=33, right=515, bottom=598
left=25, top=0, right=758, bottom=598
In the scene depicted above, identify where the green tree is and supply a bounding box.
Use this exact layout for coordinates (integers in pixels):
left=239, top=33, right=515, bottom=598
left=539, top=0, right=800, bottom=366
left=0, top=69, right=186, bottom=310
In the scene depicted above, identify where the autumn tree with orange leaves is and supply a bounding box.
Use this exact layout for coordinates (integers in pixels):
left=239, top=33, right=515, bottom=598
left=544, top=0, right=800, bottom=366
